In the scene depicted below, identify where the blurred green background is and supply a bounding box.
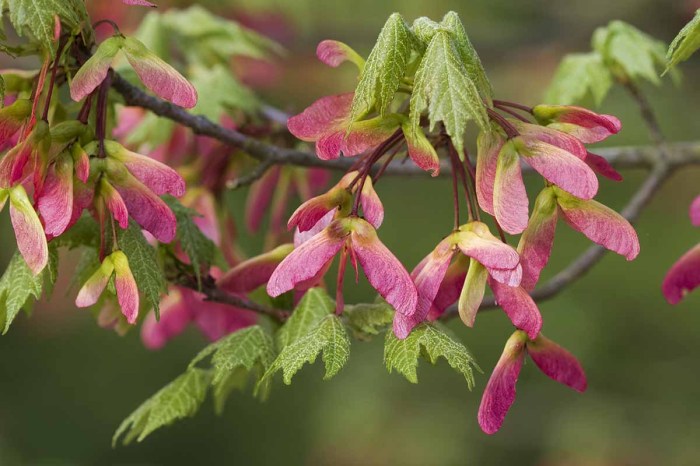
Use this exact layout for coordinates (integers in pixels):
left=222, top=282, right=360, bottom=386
left=2, top=0, right=700, bottom=465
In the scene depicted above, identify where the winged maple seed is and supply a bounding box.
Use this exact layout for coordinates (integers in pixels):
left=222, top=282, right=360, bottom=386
left=478, top=330, right=587, bottom=434
left=268, top=215, right=417, bottom=317
left=257, top=11, right=645, bottom=437
left=392, top=221, right=534, bottom=339
left=83, top=140, right=186, bottom=243
left=76, top=250, right=139, bottom=323
left=663, top=191, right=700, bottom=304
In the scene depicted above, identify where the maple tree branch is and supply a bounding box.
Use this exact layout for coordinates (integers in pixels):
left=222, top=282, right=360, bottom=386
left=621, top=79, right=668, bottom=153
left=111, top=74, right=700, bottom=177
left=116, top=72, right=692, bottom=321
left=174, top=273, right=289, bottom=322
left=226, top=159, right=275, bottom=190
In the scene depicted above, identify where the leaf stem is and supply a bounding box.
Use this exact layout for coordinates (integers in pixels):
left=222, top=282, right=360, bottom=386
left=486, top=108, right=519, bottom=139
left=41, top=36, right=68, bottom=122
left=336, top=246, right=348, bottom=315
left=448, top=146, right=463, bottom=227
left=92, top=19, right=122, bottom=35
left=77, top=93, right=94, bottom=124
left=457, top=148, right=481, bottom=223
left=492, top=99, right=533, bottom=113
left=96, top=72, right=112, bottom=158
left=350, top=130, right=404, bottom=215
left=493, top=103, right=530, bottom=123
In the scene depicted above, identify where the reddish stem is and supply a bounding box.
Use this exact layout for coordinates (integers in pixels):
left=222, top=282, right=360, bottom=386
left=372, top=142, right=404, bottom=182
left=449, top=151, right=463, bottom=227
left=492, top=99, right=533, bottom=113
left=336, top=246, right=348, bottom=315
left=24, top=58, right=51, bottom=138
left=96, top=72, right=112, bottom=158
left=486, top=108, right=519, bottom=139
left=494, top=220, right=507, bottom=243
left=77, top=93, right=94, bottom=124
left=459, top=151, right=481, bottom=222
left=92, top=19, right=122, bottom=35
left=493, top=103, right=530, bottom=123
left=350, top=130, right=404, bottom=215
left=41, top=37, right=68, bottom=122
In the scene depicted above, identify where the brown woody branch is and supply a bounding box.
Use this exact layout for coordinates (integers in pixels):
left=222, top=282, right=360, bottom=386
left=111, top=74, right=700, bottom=178
left=175, top=273, right=289, bottom=322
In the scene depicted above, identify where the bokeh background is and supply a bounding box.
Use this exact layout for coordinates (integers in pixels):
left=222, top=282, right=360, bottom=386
left=2, top=0, right=700, bottom=464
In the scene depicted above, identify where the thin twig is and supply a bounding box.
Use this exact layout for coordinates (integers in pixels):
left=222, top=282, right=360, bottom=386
left=226, top=159, right=274, bottom=190
left=622, top=79, right=668, bottom=154
left=177, top=273, right=289, bottom=322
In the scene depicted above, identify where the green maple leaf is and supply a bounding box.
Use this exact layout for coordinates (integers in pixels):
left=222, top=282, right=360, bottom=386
left=0, top=0, right=88, bottom=53
left=592, top=21, right=668, bottom=85
left=189, top=64, right=259, bottom=120
left=54, top=214, right=100, bottom=250
left=164, top=197, right=217, bottom=289
left=384, top=323, right=479, bottom=387
left=410, top=29, right=488, bottom=156
left=439, top=12, right=492, bottom=102
left=344, top=301, right=394, bottom=340
left=113, top=368, right=212, bottom=446
left=666, top=9, right=700, bottom=71
left=43, top=242, right=59, bottom=299
left=351, top=13, right=419, bottom=119
left=261, top=314, right=350, bottom=385
left=0, top=252, right=44, bottom=334
left=544, top=52, right=613, bottom=106
left=118, top=222, right=167, bottom=319
left=189, top=325, right=276, bottom=405
left=161, top=6, right=284, bottom=66
left=276, top=287, right=334, bottom=349
left=411, top=16, right=440, bottom=43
